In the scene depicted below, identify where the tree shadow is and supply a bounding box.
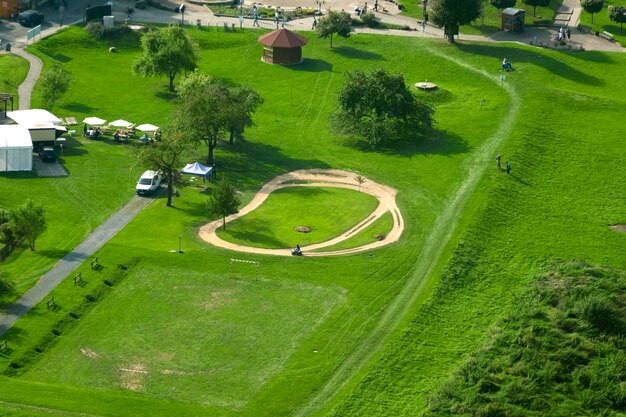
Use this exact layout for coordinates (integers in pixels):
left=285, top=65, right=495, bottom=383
left=155, top=91, right=179, bottom=102
left=36, top=249, right=70, bottom=259
left=290, top=58, right=333, bottom=72
left=331, top=46, right=384, bottom=61
left=455, top=43, right=604, bottom=86
left=344, top=128, right=470, bottom=157
left=61, top=103, right=95, bottom=114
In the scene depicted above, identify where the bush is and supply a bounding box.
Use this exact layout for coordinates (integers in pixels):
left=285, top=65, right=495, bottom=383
left=85, top=21, right=132, bottom=40
left=360, top=12, right=380, bottom=28
left=576, top=295, right=619, bottom=332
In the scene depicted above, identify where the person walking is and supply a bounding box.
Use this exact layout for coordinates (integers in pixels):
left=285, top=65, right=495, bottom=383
left=312, top=16, right=317, bottom=30
left=496, top=154, right=501, bottom=170
left=506, top=161, right=511, bottom=174
left=374, top=0, right=378, bottom=11
left=253, top=13, right=259, bottom=26
left=421, top=19, right=426, bottom=31
left=275, top=11, right=279, bottom=29
left=566, top=27, right=571, bottom=40
left=281, top=14, right=286, bottom=28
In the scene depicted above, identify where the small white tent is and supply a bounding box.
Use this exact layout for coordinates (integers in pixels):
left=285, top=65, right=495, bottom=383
left=0, top=125, right=33, bottom=172
left=181, top=162, right=212, bottom=177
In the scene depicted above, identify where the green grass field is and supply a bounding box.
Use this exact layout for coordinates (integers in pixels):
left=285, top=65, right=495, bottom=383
left=0, top=21, right=624, bottom=417
left=0, top=55, right=28, bottom=103
left=217, top=187, right=379, bottom=248
left=399, top=0, right=563, bottom=35
left=579, top=0, right=626, bottom=46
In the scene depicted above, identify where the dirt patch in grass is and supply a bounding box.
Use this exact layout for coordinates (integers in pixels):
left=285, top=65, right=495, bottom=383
left=80, top=347, right=99, bottom=358
left=119, top=363, right=148, bottom=392
left=609, top=224, right=626, bottom=233
left=199, top=290, right=237, bottom=310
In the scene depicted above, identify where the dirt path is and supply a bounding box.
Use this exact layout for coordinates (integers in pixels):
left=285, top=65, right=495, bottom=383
left=198, top=169, right=404, bottom=256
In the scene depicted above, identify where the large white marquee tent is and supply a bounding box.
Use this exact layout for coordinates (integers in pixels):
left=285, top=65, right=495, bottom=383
left=0, top=125, right=33, bottom=172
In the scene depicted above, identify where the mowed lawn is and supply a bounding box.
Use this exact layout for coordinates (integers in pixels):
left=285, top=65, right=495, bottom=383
left=0, top=26, right=512, bottom=417
left=217, top=187, right=380, bottom=248
left=22, top=261, right=344, bottom=408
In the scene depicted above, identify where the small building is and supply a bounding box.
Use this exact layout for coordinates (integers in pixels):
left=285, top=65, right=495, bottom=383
left=258, top=29, right=308, bottom=65
left=502, top=8, right=525, bottom=32
left=0, top=0, right=18, bottom=19
left=7, top=109, right=65, bottom=149
left=0, top=125, right=33, bottom=172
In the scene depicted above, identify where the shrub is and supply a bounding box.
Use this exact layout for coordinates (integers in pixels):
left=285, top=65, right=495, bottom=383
left=360, top=12, right=380, bottom=28
left=85, top=22, right=133, bottom=40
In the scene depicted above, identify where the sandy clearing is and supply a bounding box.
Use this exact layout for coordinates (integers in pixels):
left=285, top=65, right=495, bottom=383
left=198, top=169, right=404, bottom=256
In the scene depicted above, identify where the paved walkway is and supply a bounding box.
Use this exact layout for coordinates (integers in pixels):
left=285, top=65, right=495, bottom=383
left=0, top=194, right=156, bottom=336
left=12, top=48, right=42, bottom=110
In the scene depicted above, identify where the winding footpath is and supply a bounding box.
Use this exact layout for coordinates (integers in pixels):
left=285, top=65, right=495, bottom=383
left=199, top=169, right=404, bottom=256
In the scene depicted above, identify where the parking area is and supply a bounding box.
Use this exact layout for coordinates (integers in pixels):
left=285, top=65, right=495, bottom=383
left=33, top=156, right=67, bottom=177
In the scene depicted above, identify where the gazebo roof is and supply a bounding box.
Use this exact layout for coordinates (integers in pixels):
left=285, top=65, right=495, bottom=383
left=502, top=7, right=524, bottom=15
left=258, top=29, right=308, bottom=48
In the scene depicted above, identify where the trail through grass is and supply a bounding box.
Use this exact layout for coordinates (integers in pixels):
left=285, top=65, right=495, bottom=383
left=295, top=46, right=522, bottom=417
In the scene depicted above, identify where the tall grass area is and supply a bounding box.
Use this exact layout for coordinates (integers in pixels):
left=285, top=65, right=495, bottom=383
left=424, top=260, right=626, bottom=416
left=321, top=45, right=626, bottom=415
left=0, top=27, right=509, bottom=416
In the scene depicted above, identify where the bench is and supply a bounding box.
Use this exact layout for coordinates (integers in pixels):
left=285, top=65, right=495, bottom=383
left=0, top=339, right=7, bottom=352
left=601, top=31, right=615, bottom=42
left=73, top=272, right=83, bottom=285
left=91, top=257, right=99, bottom=269
left=46, top=296, right=56, bottom=310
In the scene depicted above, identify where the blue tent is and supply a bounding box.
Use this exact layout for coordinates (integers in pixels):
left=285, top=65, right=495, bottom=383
left=181, top=162, right=212, bottom=177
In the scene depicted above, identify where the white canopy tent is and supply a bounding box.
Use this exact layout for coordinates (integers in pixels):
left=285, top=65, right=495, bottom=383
left=0, top=126, right=33, bottom=172
left=181, top=162, right=212, bottom=177
left=7, top=109, right=62, bottom=126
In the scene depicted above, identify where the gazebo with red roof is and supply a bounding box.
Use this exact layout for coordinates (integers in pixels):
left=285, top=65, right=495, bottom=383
left=258, top=29, right=308, bottom=65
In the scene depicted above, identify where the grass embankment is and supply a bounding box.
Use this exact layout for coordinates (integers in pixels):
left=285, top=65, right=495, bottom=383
left=0, top=27, right=508, bottom=416
left=321, top=45, right=626, bottom=415
left=399, top=0, right=562, bottom=35
left=579, top=0, right=626, bottom=46
left=424, top=260, right=626, bottom=416
left=217, top=187, right=379, bottom=248
left=0, top=54, right=28, bottom=102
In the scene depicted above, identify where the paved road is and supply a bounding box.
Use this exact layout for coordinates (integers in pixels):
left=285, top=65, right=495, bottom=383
left=0, top=194, right=156, bottom=336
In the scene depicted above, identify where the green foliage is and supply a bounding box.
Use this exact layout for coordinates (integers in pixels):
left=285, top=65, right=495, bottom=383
left=317, top=10, right=353, bottom=47
left=39, top=65, right=72, bottom=109
left=11, top=199, right=46, bottom=252
left=429, top=0, right=484, bottom=42
left=135, top=130, right=191, bottom=206
left=580, top=0, right=603, bottom=23
left=133, top=25, right=199, bottom=92
left=207, top=178, right=240, bottom=230
left=224, top=85, right=264, bottom=144
left=360, top=12, right=380, bottom=27
left=490, top=0, right=516, bottom=10
left=608, top=5, right=626, bottom=34
left=523, top=0, right=551, bottom=17
left=333, top=68, right=434, bottom=147
left=84, top=21, right=133, bottom=40
left=423, top=261, right=626, bottom=416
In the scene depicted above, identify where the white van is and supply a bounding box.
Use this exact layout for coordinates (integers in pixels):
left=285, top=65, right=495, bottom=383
left=136, top=170, right=162, bottom=195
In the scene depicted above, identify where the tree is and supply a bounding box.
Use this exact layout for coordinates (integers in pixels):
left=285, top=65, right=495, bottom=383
left=608, top=5, right=626, bottom=34
left=580, top=0, right=603, bottom=23
left=491, top=0, right=515, bottom=10
left=133, top=25, right=199, bottom=92
left=11, top=199, right=46, bottom=251
left=40, top=66, right=72, bottom=109
left=135, top=129, right=190, bottom=207
left=176, top=70, right=230, bottom=165
left=429, top=0, right=483, bottom=43
left=207, top=179, right=240, bottom=231
left=224, top=86, right=264, bottom=144
left=522, top=0, right=550, bottom=17
left=316, top=10, right=353, bottom=48
left=332, top=68, right=434, bottom=147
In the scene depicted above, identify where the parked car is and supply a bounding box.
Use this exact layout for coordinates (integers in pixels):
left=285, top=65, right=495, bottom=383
left=136, top=170, right=162, bottom=195
left=18, top=10, right=44, bottom=27
left=39, top=147, right=56, bottom=162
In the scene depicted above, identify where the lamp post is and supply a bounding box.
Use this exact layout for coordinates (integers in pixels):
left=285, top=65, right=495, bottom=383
left=179, top=3, right=185, bottom=25
left=178, top=235, right=183, bottom=253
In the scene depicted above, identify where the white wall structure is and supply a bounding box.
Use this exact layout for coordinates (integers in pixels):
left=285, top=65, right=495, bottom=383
left=0, top=125, right=34, bottom=172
